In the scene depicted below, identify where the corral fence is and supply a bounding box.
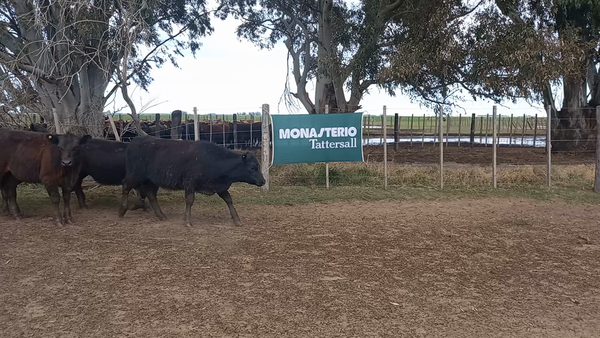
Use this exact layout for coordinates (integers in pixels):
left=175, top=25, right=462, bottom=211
left=3, top=104, right=600, bottom=192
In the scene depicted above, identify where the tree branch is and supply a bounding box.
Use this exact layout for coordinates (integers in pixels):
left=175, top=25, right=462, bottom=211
left=104, top=24, right=190, bottom=100
left=0, top=50, right=59, bottom=84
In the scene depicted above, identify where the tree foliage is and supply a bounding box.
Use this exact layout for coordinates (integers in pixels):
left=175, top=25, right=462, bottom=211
left=218, top=0, right=483, bottom=114
left=0, top=0, right=212, bottom=134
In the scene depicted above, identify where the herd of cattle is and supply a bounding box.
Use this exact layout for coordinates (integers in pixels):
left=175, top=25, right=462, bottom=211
left=0, top=122, right=266, bottom=226
left=104, top=118, right=264, bottom=148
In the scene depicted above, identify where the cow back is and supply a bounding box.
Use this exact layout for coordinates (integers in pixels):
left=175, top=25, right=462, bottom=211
left=80, top=139, right=128, bottom=185
left=0, top=129, right=62, bottom=184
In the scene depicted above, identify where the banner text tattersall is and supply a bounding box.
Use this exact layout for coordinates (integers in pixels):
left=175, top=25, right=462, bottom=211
left=270, top=113, right=364, bottom=165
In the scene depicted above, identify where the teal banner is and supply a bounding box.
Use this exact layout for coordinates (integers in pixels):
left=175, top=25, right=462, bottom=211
left=271, top=113, right=364, bottom=165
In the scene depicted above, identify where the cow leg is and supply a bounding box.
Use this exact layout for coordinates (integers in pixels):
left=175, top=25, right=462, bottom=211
left=45, top=185, right=63, bottom=226
left=4, top=186, right=21, bottom=219
left=61, top=186, right=74, bottom=224
left=184, top=188, right=195, bottom=226
left=118, top=181, right=134, bottom=219
left=73, top=176, right=87, bottom=209
left=1, top=188, right=7, bottom=215
left=145, top=183, right=167, bottom=221
left=217, top=190, right=241, bottom=226
left=3, top=175, right=22, bottom=218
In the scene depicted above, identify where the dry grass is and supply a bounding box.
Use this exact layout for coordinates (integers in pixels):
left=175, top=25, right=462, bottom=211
left=269, top=162, right=595, bottom=189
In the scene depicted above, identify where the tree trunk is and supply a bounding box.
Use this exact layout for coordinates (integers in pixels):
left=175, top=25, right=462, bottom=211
left=552, top=75, right=595, bottom=151
left=314, top=0, right=338, bottom=114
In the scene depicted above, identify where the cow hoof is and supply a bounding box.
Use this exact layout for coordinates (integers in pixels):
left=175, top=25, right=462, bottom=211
left=233, top=220, right=242, bottom=227
left=185, top=222, right=193, bottom=227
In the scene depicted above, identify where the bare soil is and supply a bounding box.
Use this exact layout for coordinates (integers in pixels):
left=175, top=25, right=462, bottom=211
left=1, top=198, right=600, bottom=337
left=362, top=145, right=595, bottom=166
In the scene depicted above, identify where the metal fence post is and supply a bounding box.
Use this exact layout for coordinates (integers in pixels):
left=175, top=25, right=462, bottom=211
left=325, top=105, right=330, bottom=190
left=261, top=104, right=270, bottom=192
left=439, top=106, right=444, bottom=189
left=193, top=107, right=199, bottom=141
left=546, top=106, right=552, bottom=187
left=595, top=106, right=600, bottom=193
left=492, top=106, right=497, bottom=188
left=383, top=105, right=388, bottom=189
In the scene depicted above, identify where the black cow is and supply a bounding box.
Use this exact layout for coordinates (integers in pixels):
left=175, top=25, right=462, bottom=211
left=72, top=138, right=148, bottom=210
left=117, top=136, right=266, bottom=226
left=0, top=130, right=91, bottom=225
left=28, top=123, right=49, bottom=132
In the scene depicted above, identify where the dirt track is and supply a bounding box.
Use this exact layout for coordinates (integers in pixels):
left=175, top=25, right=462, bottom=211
left=1, top=198, right=600, bottom=337
left=362, top=145, right=595, bottom=165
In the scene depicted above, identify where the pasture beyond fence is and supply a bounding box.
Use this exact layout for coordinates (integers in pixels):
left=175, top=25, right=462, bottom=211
left=2, top=104, right=600, bottom=192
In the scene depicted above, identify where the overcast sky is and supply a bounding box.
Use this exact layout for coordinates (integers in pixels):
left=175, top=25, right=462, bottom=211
left=108, top=15, right=547, bottom=117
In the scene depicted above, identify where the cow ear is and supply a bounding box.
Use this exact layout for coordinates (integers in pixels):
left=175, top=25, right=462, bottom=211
left=47, top=134, right=59, bottom=144
left=79, top=135, right=92, bottom=145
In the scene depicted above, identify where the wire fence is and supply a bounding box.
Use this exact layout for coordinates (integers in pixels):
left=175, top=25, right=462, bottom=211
left=2, top=106, right=599, bottom=191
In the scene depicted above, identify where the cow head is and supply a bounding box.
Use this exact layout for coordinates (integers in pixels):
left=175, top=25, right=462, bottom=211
left=28, top=123, right=48, bottom=132
left=47, top=133, right=92, bottom=167
left=235, top=152, right=266, bottom=186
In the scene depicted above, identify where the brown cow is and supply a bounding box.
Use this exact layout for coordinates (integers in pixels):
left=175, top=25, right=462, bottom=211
left=0, top=129, right=91, bottom=225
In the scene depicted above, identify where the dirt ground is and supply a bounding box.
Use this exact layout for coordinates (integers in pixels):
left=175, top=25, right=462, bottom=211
left=1, top=198, right=600, bottom=337
left=362, top=145, right=595, bottom=166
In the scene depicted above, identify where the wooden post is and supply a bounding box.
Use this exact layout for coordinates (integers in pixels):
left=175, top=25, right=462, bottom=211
left=383, top=105, right=388, bottom=189
left=222, top=117, right=226, bottom=146
left=439, top=106, right=444, bottom=189
left=261, top=104, right=270, bottom=192
left=233, top=113, right=238, bottom=149
left=479, top=116, right=484, bottom=143
left=521, top=114, right=526, bottom=146
left=445, top=113, right=450, bottom=147
left=492, top=106, right=497, bottom=188
left=325, top=105, right=330, bottom=190
left=434, top=113, right=438, bottom=135
left=533, top=114, right=538, bottom=147
left=52, top=108, right=61, bottom=134
left=250, top=115, right=254, bottom=147
left=422, top=114, right=426, bottom=147
left=595, top=106, right=600, bottom=193
left=546, top=106, right=552, bottom=187
left=470, top=113, right=476, bottom=147
left=484, top=113, right=489, bottom=146
left=509, top=114, right=514, bottom=147
left=153, top=113, right=160, bottom=137
left=498, top=113, right=502, bottom=141
left=393, top=113, right=399, bottom=151
left=458, top=114, right=462, bottom=147
left=380, top=114, right=384, bottom=145
left=409, top=114, right=414, bottom=146
left=193, top=107, right=199, bottom=141
left=107, top=114, right=121, bottom=142
left=171, top=110, right=182, bottom=140
left=209, top=114, right=213, bottom=142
